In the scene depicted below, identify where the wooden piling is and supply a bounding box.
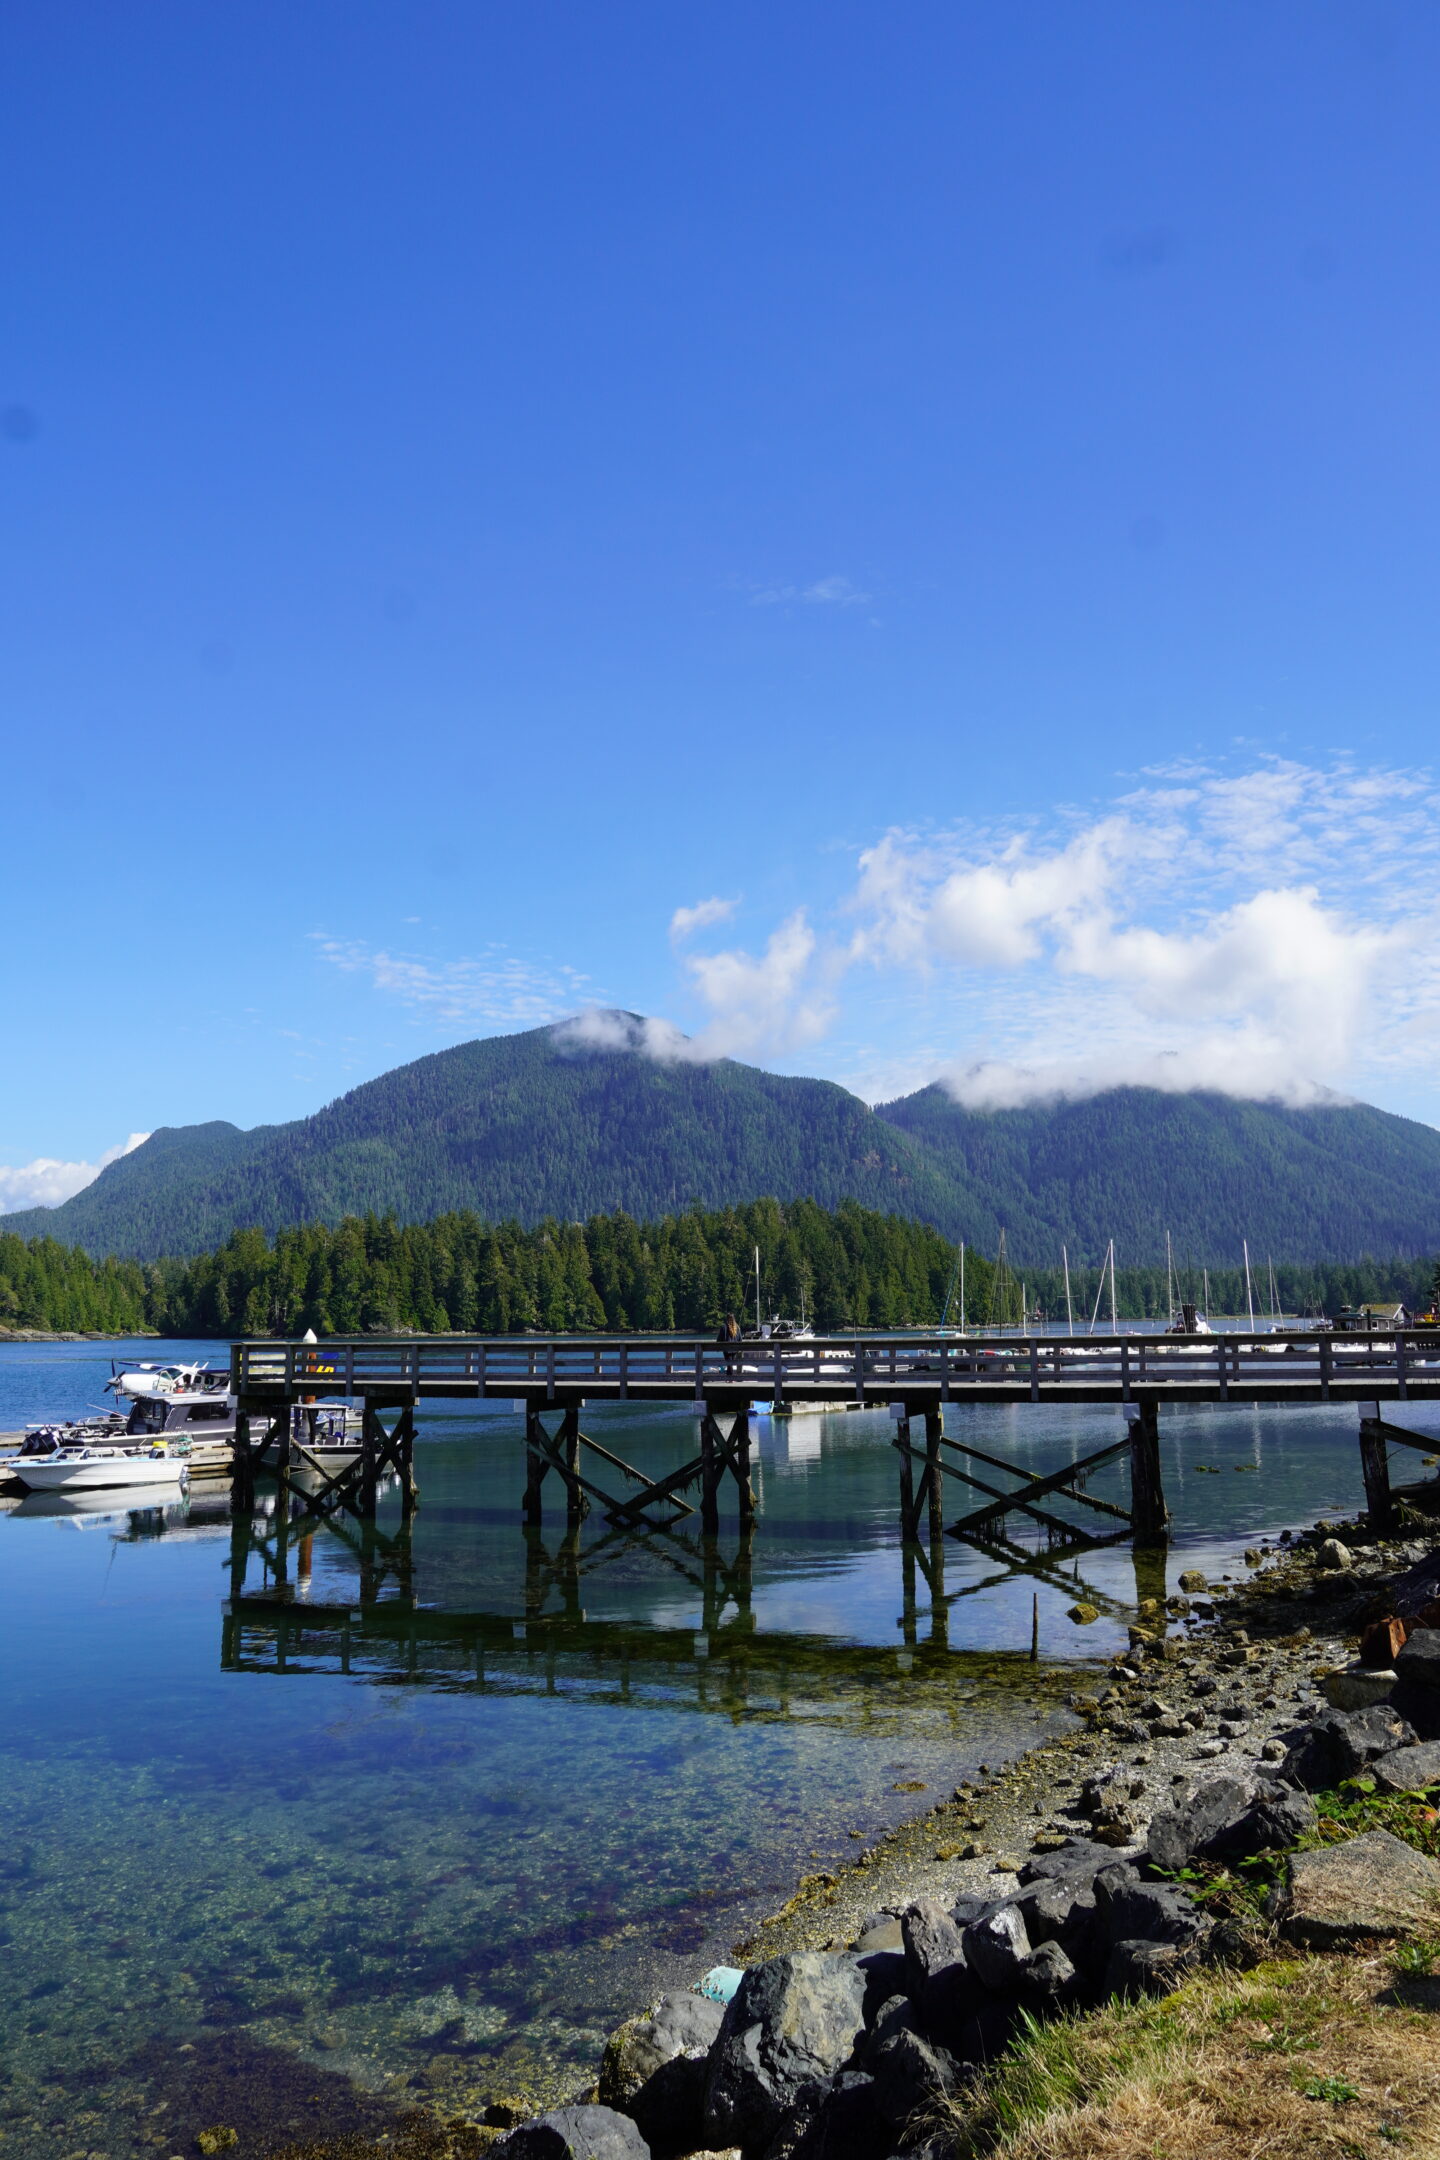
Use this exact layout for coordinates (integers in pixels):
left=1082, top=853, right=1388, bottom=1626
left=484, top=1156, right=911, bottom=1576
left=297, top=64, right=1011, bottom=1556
left=894, top=1411, right=919, bottom=1540
left=523, top=1407, right=548, bottom=1525
left=1127, top=1402, right=1169, bottom=1545
left=924, top=1408, right=945, bottom=1546
left=1359, top=1415, right=1395, bottom=1535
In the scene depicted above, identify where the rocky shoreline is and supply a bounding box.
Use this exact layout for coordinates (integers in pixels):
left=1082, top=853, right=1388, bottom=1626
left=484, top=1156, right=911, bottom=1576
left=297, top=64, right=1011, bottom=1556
left=481, top=1501, right=1440, bottom=2160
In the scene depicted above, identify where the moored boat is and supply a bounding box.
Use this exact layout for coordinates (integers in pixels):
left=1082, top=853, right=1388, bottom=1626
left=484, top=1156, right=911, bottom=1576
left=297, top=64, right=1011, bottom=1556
left=10, top=1446, right=190, bottom=1494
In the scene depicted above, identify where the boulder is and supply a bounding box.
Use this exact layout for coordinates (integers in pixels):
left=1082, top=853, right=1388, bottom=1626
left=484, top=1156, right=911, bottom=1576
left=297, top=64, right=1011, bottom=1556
left=851, top=1914, right=903, bottom=1954
left=762, top=2071, right=886, bottom=2160
left=1018, top=1838, right=1134, bottom=1886
left=1316, top=1538, right=1353, bottom=1571
left=1094, top=1872, right=1209, bottom=1953
left=951, top=1998, right=1022, bottom=2067
left=1237, top=1790, right=1318, bottom=1854
left=900, top=1901, right=966, bottom=1999
left=1104, top=1939, right=1196, bottom=1998
left=1145, top=1773, right=1258, bottom=1871
left=1395, top=1629, right=1440, bottom=1689
left=495, top=2106, right=650, bottom=2160
left=868, top=2027, right=961, bottom=2132
left=704, top=1954, right=868, bottom=2155
left=1281, top=1705, right=1417, bottom=1790
left=1275, top=1829, right=1440, bottom=1948
left=1369, top=1739, right=1440, bottom=1795
left=859, top=1995, right=915, bottom=2057
left=601, top=1991, right=726, bottom=2107
left=961, top=1903, right=1031, bottom=1992
left=1323, top=1664, right=1398, bottom=1712
left=1178, top=1570, right=1208, bottom=1593
left=1013, top=1875, right=1096, bottom=1963
left=1018, top=1939, right=1080, bottom=2007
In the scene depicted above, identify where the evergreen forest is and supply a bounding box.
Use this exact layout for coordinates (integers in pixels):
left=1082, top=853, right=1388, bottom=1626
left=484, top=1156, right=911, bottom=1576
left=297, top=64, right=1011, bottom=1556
left=1, top=1203, right=1435, bottom=1341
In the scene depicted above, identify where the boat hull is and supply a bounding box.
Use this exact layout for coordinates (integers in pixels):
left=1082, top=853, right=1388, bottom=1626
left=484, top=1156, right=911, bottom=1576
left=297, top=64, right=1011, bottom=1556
left=11, top=1453, right=190, bottom=1494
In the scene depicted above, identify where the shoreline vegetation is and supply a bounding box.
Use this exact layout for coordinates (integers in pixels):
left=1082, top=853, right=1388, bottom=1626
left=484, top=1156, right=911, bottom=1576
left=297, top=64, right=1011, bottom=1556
left=1, top=1202, right=1435, bottom=1339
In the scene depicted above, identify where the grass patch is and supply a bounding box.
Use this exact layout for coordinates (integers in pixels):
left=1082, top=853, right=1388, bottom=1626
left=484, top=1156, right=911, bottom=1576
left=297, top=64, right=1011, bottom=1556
left=935, top=1951, right=1440, bottom=2159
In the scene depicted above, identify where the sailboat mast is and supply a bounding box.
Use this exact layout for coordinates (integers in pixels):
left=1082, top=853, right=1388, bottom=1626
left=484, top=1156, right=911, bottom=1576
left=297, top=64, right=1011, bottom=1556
left=754, top=1243, right=761, bottom=1332
left=1166, top=1230, right=1175, bottom=1321
left=1243, top=1240, right=1256, bottom=1331
left=1203, top=1267, right=1211, bottom=1323
left=1063, top=1245, right=1074, bottom=1337
left=1109, top=1239, right=1118, bottom=1332
left=960, top=1242, right=965, bottom=1332
left=1268, top=1256, right=1280, bottom=1323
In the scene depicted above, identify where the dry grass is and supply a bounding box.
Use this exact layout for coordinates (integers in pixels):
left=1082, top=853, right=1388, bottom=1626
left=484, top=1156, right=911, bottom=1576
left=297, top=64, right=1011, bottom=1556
left=937, top=1950, right=1440, bottom=2160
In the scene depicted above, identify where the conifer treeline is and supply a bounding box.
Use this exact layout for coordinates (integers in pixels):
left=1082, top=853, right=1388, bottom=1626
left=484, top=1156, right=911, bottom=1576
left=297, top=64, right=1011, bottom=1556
left=0, top=1200, right=977, bottom=1338
left=1, top=1206, right=1435, bottom=1339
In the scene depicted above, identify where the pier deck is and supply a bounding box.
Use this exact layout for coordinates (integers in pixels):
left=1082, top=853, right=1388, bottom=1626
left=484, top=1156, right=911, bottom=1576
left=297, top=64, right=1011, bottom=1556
left=232, top=1328, right=1440, bottom=1411
left=229, top=1330, right=1440, bottom=1546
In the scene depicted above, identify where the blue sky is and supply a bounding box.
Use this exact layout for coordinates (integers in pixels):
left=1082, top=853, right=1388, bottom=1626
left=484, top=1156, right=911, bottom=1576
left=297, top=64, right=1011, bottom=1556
left=5, top=1, right=1440, bottom=1209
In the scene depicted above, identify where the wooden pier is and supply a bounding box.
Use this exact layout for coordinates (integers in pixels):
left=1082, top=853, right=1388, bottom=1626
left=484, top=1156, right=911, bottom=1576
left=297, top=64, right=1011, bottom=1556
left=230, top=1328, right=1440, bottom=1549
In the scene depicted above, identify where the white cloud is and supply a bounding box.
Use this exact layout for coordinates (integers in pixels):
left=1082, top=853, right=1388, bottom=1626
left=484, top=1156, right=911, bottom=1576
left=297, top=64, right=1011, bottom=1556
left=749, top=574, right=871, bottom=608
left=841, top=758, right=1440, bottom=1108
left=0, top=1132, right=150, bottom=1215
left=670, top=896, right=738, bottom=942
left=313, top=936, right=593, bottom=1027
left=680, top=910, right=838, bottom=1060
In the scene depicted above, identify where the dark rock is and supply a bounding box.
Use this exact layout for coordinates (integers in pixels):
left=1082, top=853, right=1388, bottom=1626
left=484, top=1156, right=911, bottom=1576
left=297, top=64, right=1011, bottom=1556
left=600, top=1990, right=725, bottom=2108
left=860, top=1995, right=915, bottom=2057
left=495, top=2106, right=650, bottom=2160
left=961, top=1903, right=1031, bottom=1991
left=1237, top=1790, right=1318, bottom=1853
left=1018, top=1838, right=1133, bottom=1885
left=868, top=2027, right=961, bottom=2132
left=854, top=1948, right=906, bottom=2025
left=1281, top=1705, right=1417, bottom=1790
left=1275, top=1828, right=1440, bottom=1948
left=900, top=1900, right=966, bottom=1998
left=914, top=1957, right=982, bottom=2044
left=704, top=1953, right=868, bottom=2155
left=1395, top=1628, right=1440, bottom=1688
left=599, top=1994, right=725, bottom=2155
left=1094, top=1871, right=1209, bottom=1952
left=1369, top=1739, right=1440, bottom=1795
left=953, top=1998, right=1022, bottom=2067
left=1019, top=1939, right=1080, bottom=2007
left=947, top=1891, right=994, bottom=1925
left=1104, top=1939, right=1195, bottom=1998
left=1146, top=1773, right=1258, bottom=1872
left=1013, top=1875, right=1096, bottom=1964
left=763, top=2070, right=887, bottom=2160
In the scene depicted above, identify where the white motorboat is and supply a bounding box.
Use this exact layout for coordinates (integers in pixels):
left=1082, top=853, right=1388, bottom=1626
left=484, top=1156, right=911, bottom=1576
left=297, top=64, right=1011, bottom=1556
left=9, top=1446, right=190, bottom=1494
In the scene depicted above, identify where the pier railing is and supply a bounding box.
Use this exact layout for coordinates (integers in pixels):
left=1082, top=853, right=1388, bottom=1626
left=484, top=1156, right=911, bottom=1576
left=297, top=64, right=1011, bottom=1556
left=230, top=1327, right=1440, bottom=1408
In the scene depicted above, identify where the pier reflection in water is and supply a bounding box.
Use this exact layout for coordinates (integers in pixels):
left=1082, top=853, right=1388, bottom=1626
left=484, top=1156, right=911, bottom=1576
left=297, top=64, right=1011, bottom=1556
left=0, top=1346, right=1405, bottom=2160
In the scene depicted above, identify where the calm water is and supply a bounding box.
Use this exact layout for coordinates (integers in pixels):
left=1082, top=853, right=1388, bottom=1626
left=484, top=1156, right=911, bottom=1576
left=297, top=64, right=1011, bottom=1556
left=0, top=1338, right=1424, bottom=2158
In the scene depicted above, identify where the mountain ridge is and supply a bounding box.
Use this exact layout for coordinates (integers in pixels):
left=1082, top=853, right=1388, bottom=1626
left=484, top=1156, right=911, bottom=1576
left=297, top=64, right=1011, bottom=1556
left=5, top=1014, right=1438, bottom=1265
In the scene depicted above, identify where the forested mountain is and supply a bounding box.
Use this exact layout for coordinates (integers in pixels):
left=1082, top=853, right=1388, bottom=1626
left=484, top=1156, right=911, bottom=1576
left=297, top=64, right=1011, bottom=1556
left=2, top=1018, right=955, bottom=1259
left=4, top=1014, right=1439, bottom=1265
left=875, top=1085, right=1440, bottom=1267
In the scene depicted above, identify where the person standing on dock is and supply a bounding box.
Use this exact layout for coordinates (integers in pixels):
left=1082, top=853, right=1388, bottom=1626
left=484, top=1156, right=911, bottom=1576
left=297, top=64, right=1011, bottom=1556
left=718, top=1311, right=742, bottom=1374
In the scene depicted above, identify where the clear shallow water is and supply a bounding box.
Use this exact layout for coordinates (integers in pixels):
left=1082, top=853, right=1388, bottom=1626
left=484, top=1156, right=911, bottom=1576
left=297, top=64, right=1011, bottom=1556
left=1, top=1339, right=1431, bottom=2158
